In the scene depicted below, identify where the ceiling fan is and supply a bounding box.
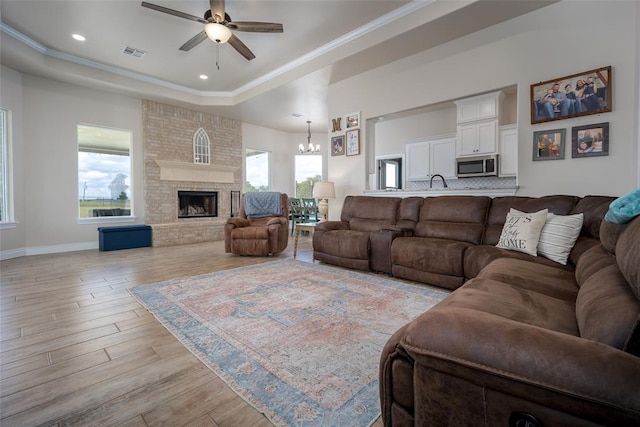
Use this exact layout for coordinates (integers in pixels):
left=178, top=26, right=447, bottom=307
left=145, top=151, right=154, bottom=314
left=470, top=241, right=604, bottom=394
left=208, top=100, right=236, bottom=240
left=141, top=0, right=283, bottom=61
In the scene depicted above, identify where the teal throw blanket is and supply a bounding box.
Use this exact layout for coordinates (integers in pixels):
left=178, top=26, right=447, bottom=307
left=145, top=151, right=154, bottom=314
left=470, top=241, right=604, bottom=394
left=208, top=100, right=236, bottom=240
left=605, top=188, right=640, bottom=224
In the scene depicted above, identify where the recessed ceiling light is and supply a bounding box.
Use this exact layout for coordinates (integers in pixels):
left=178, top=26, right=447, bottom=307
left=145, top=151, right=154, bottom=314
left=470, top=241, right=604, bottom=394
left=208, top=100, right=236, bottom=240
left=199, top=75, right=208, bottom=80
left=290, top=113, right=304, bottom=118
left=72, top=34, right=86, bottom=41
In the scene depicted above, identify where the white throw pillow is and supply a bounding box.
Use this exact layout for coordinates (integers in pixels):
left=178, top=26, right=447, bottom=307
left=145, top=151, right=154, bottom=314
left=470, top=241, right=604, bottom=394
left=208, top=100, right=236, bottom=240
left=537, top=212, right=584, bottom=265
left=496, top=209, right=548, bottom=256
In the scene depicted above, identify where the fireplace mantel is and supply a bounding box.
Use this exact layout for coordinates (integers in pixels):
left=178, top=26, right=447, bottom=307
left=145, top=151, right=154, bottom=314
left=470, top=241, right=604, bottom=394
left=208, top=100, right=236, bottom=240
left=154, top=160, right=237, bottom=183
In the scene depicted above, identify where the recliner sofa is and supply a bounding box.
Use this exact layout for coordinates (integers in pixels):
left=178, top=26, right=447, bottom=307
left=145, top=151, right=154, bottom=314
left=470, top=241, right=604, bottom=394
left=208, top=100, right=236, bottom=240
left=312, top=194, right=640, bottom=425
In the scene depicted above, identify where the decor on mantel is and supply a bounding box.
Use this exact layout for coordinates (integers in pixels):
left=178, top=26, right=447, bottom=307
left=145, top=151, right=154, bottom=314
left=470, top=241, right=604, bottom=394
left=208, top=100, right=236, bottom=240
left=312, top=181, right=336, bottom=221
left=130, top=259, right=448, bottom=427
left=299, top=121, right=320, bottom=154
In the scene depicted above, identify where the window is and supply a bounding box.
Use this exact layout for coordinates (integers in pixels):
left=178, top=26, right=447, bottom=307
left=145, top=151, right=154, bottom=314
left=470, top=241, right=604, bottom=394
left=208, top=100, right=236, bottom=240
left=245, top=149, right=270, bottom=192
left=295, top=155, right=322, bottom=198
left=78, top=124, right=132, bottom=218
left=377, top=156, right=403, bottom=190
left=193, top=127, right=210, bottom=164
left=0, top=109, right=9, bottom=222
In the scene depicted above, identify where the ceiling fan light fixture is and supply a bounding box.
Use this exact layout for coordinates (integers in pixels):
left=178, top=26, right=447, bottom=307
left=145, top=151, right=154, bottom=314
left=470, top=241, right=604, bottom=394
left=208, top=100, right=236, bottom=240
left=204, top=22, right=232, bottom=44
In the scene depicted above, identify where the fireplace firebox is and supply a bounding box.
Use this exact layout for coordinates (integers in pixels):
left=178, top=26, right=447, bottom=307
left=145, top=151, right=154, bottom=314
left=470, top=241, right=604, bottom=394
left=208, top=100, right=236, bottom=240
left=178, top=191, right=218, bottom=218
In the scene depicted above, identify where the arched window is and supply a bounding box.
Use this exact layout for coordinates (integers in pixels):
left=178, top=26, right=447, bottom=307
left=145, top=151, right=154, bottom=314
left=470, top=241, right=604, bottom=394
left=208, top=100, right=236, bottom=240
left=193, top=128, right=210, bottom=165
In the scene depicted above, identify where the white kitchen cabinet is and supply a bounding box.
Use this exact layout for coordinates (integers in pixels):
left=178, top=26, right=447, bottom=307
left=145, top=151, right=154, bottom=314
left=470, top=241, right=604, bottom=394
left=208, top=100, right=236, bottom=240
left=499, top=125, right=518, bottom=177
left=455, top=91, right=502, bottom=123
left=457, top=121, right=497, bottom=156
left=405, top=136, right=456, bottom=181
left=454, top=91, right=503, bottom=157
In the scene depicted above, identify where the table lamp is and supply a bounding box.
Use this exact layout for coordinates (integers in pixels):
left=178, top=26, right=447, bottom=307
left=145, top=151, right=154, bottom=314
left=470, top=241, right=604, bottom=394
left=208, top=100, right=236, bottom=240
left=312, top=181, right=336, bottom=221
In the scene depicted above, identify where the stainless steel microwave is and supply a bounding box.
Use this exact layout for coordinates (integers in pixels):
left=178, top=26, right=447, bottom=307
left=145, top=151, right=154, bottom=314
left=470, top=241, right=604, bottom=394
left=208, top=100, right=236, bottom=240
left=456, top=154, right=499, bottom=178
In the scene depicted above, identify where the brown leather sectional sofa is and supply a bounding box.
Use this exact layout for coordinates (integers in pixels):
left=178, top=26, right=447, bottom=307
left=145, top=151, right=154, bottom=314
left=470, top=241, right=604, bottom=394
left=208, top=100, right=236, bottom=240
left=312, top=194, right=640, bottom=426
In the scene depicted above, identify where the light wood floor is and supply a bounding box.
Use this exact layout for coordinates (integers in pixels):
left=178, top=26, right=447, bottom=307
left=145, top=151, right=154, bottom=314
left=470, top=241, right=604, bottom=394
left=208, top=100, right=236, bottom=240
left=0, top=234, right=384, bottom=427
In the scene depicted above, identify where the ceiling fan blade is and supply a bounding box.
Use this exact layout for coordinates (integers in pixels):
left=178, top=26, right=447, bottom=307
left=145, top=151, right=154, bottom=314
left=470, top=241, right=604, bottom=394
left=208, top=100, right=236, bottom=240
left=227, top=22, right=284, bottom=33
left=179, top=31, right=208, bottom=51
left=227, top=34, right=256, bottom=61
left=210, top=0, right=225, bottom=23
left=141, top=2, right=207, bottom=24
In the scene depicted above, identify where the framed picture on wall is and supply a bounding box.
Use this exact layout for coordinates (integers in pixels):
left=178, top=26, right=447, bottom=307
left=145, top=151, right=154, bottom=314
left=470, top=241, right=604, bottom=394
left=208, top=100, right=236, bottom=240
left=346, top=129, right=360, bottom=156
left=345, top=112, right=360, bottom=129
left=532, top=129, right=565, bottom=161
left=571, top=122, right=609, bottom=158
left=331, top=135, right=345, bottom=156
left=530, top=65, right=611, bottom=124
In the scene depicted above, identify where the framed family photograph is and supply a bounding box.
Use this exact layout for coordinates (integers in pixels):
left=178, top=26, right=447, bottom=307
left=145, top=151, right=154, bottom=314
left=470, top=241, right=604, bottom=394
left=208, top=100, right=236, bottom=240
left=331, top=135, right=345, bottom=156
left=345, top=112, right=360, bottom=129
left=530, top=65, right=611, bottom=124
left=532, top=129, right=565, bottom=161
left=571, top=122, right=609, bottom=158
left=346, top=129, right=360, bottom=156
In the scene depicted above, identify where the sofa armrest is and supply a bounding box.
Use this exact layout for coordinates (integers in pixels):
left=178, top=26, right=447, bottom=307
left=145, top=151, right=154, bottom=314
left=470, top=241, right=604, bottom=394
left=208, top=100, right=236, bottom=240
left=370, top=228, right=414, bottom=274
left=314, top=220, right=349, bottom=232
left=226, top=217, right=250, bottom=228
left=266, top=217, right=287, bottom=226
left=382, top=226, right=415, bottom=236
left=402, top=308, right=640, bottom=414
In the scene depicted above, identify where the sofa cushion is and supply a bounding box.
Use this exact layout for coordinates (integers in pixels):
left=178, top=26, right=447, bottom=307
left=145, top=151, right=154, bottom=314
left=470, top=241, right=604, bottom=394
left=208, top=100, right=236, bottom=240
left=575, top=244, right=618, bottom=287
left=396, top=197, right=423, bottom=230
left=576, top=264, right=640, bottom=350
left=415, top=196, right=490, bottom=244
left=485, top=196, right=577, bottom=245
left=476, top=258, right=578, bottom=301
left=437, top=277, right=579, bottom=336
left=569, top=195, right=616, bottom=240
left=313, top=229, right=370, bottom=260
left=391, top=237, right=470, bottom=278
left=340, top=195, right=401, bottom=225
left=537, top=212, right=584, bottom=265
left=496, top=209, right=548, bottom=256
left=464, top=245, right=571, bottom=280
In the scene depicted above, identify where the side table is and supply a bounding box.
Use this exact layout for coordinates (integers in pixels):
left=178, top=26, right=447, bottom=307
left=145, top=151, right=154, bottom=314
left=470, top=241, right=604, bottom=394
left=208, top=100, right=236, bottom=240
left=294, top=222, right=317, bottom=258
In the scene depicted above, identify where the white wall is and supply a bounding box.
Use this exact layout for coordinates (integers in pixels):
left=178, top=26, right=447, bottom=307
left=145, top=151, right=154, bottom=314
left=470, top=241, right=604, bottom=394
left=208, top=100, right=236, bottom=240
left=0, top=66, right=26, bottom=258
left=327, top=1, right=639, bottom=217
left=243, top=122, right=328, bottom=197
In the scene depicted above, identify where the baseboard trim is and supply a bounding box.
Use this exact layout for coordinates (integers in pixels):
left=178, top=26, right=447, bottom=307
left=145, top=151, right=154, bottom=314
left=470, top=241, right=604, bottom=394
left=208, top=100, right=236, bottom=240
left=1, top=241, right=98, bottom=260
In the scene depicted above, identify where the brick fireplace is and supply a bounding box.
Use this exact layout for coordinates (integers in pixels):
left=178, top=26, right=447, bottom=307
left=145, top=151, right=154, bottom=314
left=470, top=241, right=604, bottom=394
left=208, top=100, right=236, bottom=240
left=143, top=100, right=242, bottom=246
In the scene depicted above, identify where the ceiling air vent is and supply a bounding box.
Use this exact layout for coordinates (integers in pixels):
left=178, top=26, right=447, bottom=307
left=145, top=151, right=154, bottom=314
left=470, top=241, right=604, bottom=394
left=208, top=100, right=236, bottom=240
left=123, top=46, right=147, bottom=59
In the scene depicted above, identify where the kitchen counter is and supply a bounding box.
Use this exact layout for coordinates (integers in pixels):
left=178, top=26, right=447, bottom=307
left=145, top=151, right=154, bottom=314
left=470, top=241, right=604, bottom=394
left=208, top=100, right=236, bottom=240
left=362, top=187, right=518, bottom=197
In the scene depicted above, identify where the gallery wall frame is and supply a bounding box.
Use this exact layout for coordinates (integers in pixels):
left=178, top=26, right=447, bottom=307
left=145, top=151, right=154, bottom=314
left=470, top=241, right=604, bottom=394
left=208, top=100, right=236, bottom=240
left=345, top=112, right=360, bottom=130
left=346, top=129, right=360, bottom=156
left=530, top=66, right=611, bottom=125
left=571, top=122, right=609, bottom=158
left=532, top=129, right=566, bottom=161
left=331, top=135, right=345, bottom=156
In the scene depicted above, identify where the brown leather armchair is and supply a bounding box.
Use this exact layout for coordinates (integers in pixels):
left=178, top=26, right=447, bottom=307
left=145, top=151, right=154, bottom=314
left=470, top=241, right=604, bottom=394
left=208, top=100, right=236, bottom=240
left=224, top=192, right=289, bottom=256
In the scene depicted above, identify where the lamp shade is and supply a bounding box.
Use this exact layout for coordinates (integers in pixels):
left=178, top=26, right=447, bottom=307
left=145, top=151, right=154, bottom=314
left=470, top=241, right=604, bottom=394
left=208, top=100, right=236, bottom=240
left=312, top=181, right=335, bottom=200
left=205, top=22, right=232, bottom=43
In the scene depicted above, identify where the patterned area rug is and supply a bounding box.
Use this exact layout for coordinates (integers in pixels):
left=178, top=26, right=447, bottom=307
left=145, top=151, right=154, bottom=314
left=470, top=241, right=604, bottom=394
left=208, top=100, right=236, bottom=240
left=131, top=259, right=448, bottom=427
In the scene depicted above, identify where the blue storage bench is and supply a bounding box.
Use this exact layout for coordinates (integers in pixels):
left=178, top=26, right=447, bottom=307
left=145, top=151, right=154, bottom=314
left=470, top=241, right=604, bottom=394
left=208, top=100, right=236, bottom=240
left=98, top=224, right=152, bottom=251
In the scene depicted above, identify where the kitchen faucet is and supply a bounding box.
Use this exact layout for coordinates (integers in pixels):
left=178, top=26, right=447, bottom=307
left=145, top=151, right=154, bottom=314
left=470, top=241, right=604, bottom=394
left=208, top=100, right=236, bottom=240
left=430, top=174, right=448, bottom=189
